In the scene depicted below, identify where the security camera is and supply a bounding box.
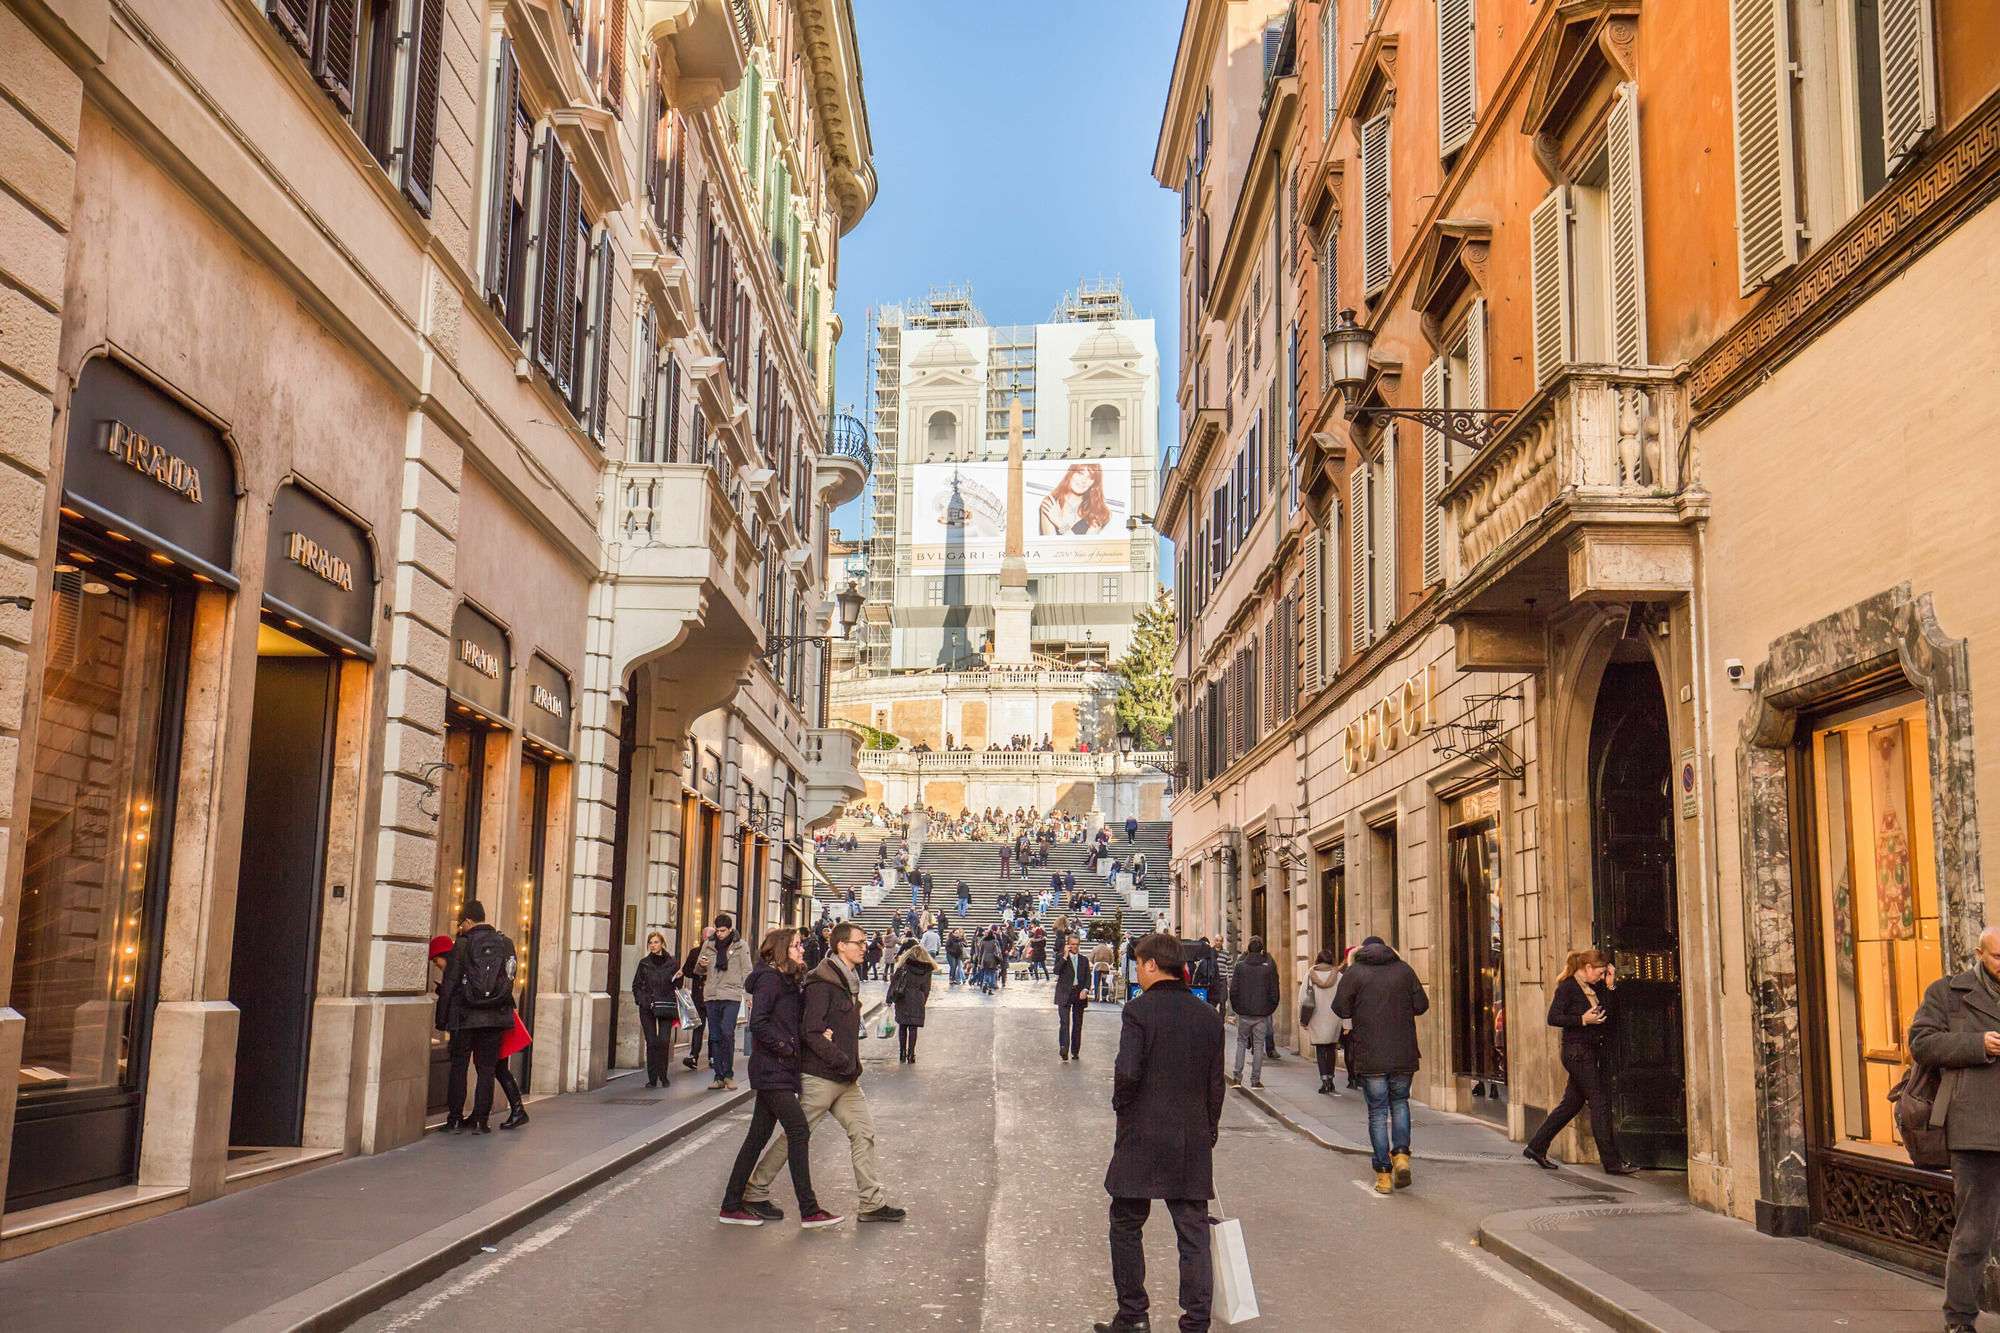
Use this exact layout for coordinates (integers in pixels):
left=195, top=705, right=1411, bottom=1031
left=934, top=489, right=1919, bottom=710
left=1724, top=658, right=1749, bottom=690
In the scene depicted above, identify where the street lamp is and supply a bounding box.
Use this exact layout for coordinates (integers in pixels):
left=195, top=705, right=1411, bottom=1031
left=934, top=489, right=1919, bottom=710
left=759, top=582, right=866, bottom=727
left=1117, top=725, right=1135, bottom=755
left=1324, top=308, right=1374, bottom=399
left=1327, top=307, right=1516, bottom=454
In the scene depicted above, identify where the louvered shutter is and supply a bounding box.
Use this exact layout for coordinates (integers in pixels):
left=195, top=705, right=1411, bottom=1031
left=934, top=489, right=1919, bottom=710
left=484, top=42, right=519, bottom=307
left=1606, top=83, right=1648, bottom=367
left=1360, top=112, right=1392, bottom=293
left=532, top=133, right=566, bottom=377
left=398, top=0, right=446, bottom=215
left=1263, top=619, right=1275, bottom=732
left=1730, top=0, right=1799, bottom=293
left=636, top=309, right=659, bottom=462
left=605, top=0, right=624, bottom=116
left=1377, top=427, right=1398, bottom=627
left=1349, top=464, right=1369, bottom=653
left=315, top=0, right=361, bottom=112
left=1267, top=380, right=1281, bottom=491
left=1421, top=358, right=1445, bottom=588
left=669, top=115, right=686, bottom=245
left=1301, top=523, right=1322, bottom=693
left=267, top=0, right=312, bottom=55
left=1530, top=187, right=1573, bottom=386
left=589, top=232, right=616, bottom=445
left=1466, top=296, right=1488, bottom=409
left=646, top=81, right=665, bottom=228
left=664, top=352, right=682, bottom=460
left=1437, top=0, right=1476, bottom=156
left=1320, top=2, right=1339, bottom=138
left=1264, top=20, right=1284, bottom=77
left=556, top=187, right=582, bottom=399
left=1878, top=0, right=1937, bottom=173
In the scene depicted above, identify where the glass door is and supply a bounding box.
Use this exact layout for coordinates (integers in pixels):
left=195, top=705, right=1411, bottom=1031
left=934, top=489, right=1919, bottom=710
left=1447, top=788, right=1505, bottom=1117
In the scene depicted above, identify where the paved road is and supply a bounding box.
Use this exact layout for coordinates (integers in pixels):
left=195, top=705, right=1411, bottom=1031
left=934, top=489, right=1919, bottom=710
left=356, top=979, right=1612, bottom=1331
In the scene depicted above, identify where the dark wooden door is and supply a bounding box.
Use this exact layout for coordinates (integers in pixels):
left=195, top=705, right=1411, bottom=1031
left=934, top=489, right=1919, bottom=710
left=1589, top=660, right=1688, bottom=1169
left=228, top=653, right=338, bottom=1148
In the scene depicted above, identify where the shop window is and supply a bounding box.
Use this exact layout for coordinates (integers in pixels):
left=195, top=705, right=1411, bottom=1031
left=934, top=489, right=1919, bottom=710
left=1447, top=787, right=1505, bottom=1110
left=1809, top=696, right=1943, bottom=1161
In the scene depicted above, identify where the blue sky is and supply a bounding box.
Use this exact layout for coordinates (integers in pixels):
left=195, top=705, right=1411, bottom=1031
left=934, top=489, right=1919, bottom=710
left=828, top=0, right=1186, bottom=541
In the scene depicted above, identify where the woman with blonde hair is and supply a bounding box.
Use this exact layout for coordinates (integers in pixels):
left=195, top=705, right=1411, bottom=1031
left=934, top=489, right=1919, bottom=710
left=1523, top=947, right=1639, bottom=1175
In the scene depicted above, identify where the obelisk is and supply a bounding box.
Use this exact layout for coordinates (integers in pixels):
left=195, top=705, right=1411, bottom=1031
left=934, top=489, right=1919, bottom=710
left=991, top=396, right=1033, bottom=665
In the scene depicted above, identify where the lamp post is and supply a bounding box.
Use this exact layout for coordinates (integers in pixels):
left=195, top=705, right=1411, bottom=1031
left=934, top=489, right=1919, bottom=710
left=1326, top=308, right=1516, bottom=455
left=760, top=582, right=866, bottom=729
left=1115, top=724, right=1187, bottom=790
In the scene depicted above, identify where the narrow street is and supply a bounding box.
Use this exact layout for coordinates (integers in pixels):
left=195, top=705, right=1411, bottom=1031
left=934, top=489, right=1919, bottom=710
left=356, top=987, right=1611, bottom=1332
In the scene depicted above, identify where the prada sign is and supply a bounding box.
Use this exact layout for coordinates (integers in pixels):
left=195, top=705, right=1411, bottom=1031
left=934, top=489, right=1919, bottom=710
left=264, top=484, right=375, bottom=658
left=525, top=654, right=572, bottom=751
left=449, top=602, right=511, bottom=718
left=63, top=357, right=238, bottom=587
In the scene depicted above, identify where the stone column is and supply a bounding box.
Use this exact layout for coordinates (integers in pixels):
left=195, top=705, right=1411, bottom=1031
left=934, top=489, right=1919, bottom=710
left=992, top=399, right=1033, bottom=664
left=562, top=577, right=621, bottom=1090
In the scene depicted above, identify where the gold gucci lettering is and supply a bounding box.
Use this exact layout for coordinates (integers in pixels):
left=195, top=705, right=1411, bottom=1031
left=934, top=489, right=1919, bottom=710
left=1341, top=665, right=1437, bottom=775
left=105, top=421, right=203, bottom=503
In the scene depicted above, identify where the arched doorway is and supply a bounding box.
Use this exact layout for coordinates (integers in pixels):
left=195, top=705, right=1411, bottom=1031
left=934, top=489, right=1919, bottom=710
left=1587, top=656, right=1688, bottom=1169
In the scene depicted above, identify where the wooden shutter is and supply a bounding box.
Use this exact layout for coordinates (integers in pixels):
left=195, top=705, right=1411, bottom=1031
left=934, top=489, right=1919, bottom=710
left=605, top=0, right=624, bottom=116
left=1530, top=187, right=1572, bottom=386
left=268, top=0, right=312, bottom=54
left=1360, top=111, right=1392, bottom=293
left=483, top=42, right=519, bottom=307
left=1349, top=463, right=1369, bottom=653
left=1606, top=83, right=1648, bottom=367
left=646, top=80, right=665, bottom=228
left=1466, top=296, right=1487, bottom=409
left=315, top=0, right=361, bottom=112
left=636, top=309, right=659, bottom=462
left=1377, top=427, right=1398, bottom=627
left=1301, top=523, right=1322, bottom=693
left=1320, top=1, right=1339, bottom=138
left=534, top=135, right=576, bottom=385
left=589, top=231, right=616, bottom=445
left=664, top=352, right=682, bottom=461
left=1263, top=618, right=1275, bottom=733
left=669, top=114, right=686, bottom=245
left=1436, top=0, right=1476, bottom=156
left=1421, top=358, right=1444, bottom=588
left=1267, top=380, right=1281, bottom=491
left=1878, top=0, right=1937, bottom=173
left=1730, top=0, right=1799, bottom=293
left=399, top=0, right=446, bottom=215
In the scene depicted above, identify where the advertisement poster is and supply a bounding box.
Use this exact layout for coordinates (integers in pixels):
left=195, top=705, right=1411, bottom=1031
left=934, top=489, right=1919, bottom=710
left=911, top=459, right=1131, bottom=571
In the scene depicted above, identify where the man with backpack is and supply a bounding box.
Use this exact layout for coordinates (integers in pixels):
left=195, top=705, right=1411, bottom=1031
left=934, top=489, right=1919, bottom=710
left=1910, top=923, right=2000, bottom=1332
left=436, top=901, right=521, bottom=1134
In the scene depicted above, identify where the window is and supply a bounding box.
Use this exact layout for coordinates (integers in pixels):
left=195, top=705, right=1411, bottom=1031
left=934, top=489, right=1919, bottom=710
left=1360, top=111, right=1393, bottom=293
left=266, top=0, right=443, bottom=207
left=566, top=0, right=625, bottom=115
left=635, top=306, right=660, bottom=462
left=1437, top=0, right=1477, bottom=157
left=927, top=410, right=957, bottom=454
left=1420, top=301, right=1485, bottom=585
left=1091, top=404, right=1121, bottom=450
left=1319, top=225, right=1339, bottom=390
left=649, top=95, right=687, bottom=244
left=483, top=44, right=532, bottom=337
left=1807, top=696, right=1941, bottom=1163
left=1320, top=1, right=1339, bottom=139
left=925, top=577, right=944, bottom=607
left=1348, top=429, right=1395, bottom=651
left=1531, top=85, right=1646, bottom=382
left=1100, top=575, right=1122, bottom=603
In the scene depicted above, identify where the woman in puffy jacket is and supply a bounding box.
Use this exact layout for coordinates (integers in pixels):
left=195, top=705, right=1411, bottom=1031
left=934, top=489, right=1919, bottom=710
left=719, top=929, right=841, bottom=1227
left=890, top=943, right=938, bottom=1063
left=1299, top=948, right=1347, bottom=1095
left=631, top=932, right=681, bottom=1088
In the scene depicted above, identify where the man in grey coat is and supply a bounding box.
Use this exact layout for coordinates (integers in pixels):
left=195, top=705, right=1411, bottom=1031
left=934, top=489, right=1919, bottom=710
left=1910, top=924, right=2000, bottom=1331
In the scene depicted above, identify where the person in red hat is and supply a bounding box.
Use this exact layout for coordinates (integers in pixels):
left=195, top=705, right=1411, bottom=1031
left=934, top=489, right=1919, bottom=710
left=430, top=906, right=530, bottom=1133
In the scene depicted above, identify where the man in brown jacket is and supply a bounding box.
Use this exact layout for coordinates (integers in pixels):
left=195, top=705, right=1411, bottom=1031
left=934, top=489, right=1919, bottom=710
left=1909, top=923, right=2000, bottom=1331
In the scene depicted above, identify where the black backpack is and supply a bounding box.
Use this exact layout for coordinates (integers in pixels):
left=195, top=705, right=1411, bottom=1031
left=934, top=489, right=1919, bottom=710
left=459, top=929, right=518, bottom=1009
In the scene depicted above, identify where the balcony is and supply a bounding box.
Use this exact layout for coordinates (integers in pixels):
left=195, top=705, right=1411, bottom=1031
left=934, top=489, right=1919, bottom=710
left=645, top=0, right=749, bottom=111
left=817, top=413, right=871, bottom=507
left=801, top=727, right=865, bottom=830
left=603, top=462, right=761, bottom=688
left=1436, top=367, right=1708, bottom=648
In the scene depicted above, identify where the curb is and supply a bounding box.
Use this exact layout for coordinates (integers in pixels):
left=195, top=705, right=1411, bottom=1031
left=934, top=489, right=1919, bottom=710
left=1474, top=1203, right=1716, bottom=1333
left=1234, top=1082, right=1525, bottom=1166
left=230, top=999, right=888, bottom=1333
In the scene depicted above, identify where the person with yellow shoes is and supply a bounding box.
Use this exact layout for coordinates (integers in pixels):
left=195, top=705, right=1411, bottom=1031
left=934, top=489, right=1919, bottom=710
left=1331, top=936, right=1430, bottom=1195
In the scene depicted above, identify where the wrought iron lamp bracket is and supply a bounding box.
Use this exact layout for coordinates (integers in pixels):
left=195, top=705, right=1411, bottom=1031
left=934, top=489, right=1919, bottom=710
left=1431, top=691, right=1529, bottom=786
left=1348, top=405, right=1516, bottom=454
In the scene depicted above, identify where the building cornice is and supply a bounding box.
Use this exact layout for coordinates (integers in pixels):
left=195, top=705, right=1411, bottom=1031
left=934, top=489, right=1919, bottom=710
left=1153, top=0, right=1227, bottom=183
left=797, top=0, right=877, bottom=233
left=1212, top=74, right=1298, bottom=318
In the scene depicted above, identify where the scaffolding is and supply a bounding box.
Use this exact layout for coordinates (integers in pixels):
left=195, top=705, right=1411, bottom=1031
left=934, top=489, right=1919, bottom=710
left=986, top=326, right=1036, bottom=439
left=1051, top=276, right=1134, bottom=324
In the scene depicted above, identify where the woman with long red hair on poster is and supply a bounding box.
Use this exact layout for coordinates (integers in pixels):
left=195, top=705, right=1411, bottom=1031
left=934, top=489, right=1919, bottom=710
left=1037, top=462, right=1112, bottom=536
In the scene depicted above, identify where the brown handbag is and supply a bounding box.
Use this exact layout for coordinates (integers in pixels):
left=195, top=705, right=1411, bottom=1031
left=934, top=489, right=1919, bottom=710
left=1890, top=1061, right=1950, bottom=1170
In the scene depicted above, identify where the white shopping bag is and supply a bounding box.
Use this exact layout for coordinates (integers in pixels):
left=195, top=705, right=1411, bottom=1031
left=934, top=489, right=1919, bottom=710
left=1210, top=1190, right=1260, bottom=1324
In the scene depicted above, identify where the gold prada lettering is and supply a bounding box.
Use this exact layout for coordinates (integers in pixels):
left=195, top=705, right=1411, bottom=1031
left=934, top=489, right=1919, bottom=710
left=105, top=421, right=203, bottom=503
left=459, top=639, right=502, bottom=680
left=286, top=532, right=354, bottom=591
left=531, top=684, right=565, bottom=718
left=1342, top=665, right=1437, bottom=775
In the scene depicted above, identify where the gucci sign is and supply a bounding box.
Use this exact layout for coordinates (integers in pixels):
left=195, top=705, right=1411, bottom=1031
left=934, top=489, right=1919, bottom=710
left=1341, top=665, right=1437, bottom=774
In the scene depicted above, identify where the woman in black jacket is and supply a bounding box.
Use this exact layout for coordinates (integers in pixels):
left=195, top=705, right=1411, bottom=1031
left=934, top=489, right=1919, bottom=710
left=720, top=929, right=840, bottom=1227
left=680, top=931, right=709, bottom=1072
left=631, top=932, right=681, bottom=1088
left=890, top=943, right=937, bottom=1062
left=1524, top=949, right=1639, bottom=1175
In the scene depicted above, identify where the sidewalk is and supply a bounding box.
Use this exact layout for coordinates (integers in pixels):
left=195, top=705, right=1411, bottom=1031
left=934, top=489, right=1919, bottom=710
left=1237, top=1051, right=1944, bottom=1333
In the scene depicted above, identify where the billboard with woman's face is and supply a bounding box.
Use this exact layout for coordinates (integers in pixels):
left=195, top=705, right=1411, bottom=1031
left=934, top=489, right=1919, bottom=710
left=911, top=459, right=1132, bottom=571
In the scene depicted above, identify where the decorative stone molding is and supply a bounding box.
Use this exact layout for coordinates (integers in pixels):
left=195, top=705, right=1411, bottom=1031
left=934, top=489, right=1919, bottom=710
left=1412, top=219, right=1493, bottom=326
left=1736, top=583, right=1981, bottom=1232
left=795, top=0, right=877, bottom=231
left=645, top=0, right=749, bottom=112
left=1336, top=31, right=1398, bottom=124
left=1520, top=1, right=1641, bottom=143
left=551, top=106, right=632, bottom=216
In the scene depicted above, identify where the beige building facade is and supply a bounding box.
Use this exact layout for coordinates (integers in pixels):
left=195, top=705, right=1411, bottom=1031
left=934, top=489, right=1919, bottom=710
left=0, top=0, right=873, bottom=1253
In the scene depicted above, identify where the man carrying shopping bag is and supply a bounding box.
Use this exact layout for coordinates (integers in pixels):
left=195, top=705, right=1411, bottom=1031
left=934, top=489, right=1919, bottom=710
left=1096, top=932, right=1226, bottom=1333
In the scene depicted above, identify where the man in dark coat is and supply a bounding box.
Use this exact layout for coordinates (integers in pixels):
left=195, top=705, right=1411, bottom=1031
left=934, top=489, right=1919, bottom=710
left=1097, top=933, right=1224, bottom=1333
left=1911, top=923, right=2000, bottom=1330
left=1054, top=935, right=1092, bottom=1062
left=1125, top=813, right=1140, bottom=842
left=1226, top=936, right=1280, bottom=1089
left=1332, top=936, right=1430, bottom=1194
left=436, top=900, right=518, bottom=1134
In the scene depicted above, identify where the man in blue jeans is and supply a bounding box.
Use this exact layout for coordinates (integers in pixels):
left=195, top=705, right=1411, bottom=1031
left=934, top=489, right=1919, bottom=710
left=1331, top=935, right=1429, bottom=1194
left=696, top=913, right=752, bottom=1090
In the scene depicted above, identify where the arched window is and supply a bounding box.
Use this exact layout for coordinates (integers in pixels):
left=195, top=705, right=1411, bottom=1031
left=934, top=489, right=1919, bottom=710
left=1090, top=404, right=1121, bottom=449
left=928, top=410, right=957, bottom=451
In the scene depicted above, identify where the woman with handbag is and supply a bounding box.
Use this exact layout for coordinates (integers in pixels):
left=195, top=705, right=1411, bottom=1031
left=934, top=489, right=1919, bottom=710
left=890, top=942, right=937, bottom=1063
left=719, top=929, right=841, bottom=1228
left=632, top=931, right=681, bottom=1088
left=1300, top=948, right=1346, bottom=1095
left=1524, top=948, right=1640, bottom=1175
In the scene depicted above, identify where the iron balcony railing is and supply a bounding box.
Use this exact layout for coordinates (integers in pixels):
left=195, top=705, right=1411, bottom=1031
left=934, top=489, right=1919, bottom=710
left=824, top=412, right=873, bottom=477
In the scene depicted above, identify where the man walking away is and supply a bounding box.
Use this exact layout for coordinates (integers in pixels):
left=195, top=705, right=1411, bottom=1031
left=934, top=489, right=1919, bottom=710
left=1332, top=935, right=1429, bottom=1194
left=1096, top=933, right=1224, bottom=1333
left=698, top=914, right=753, bottom=1090
left=977, top=930, right=1003, bottom=995
left=436, top=901, right=519, bottom=1134
left=922, top=921, right=942, bottom=957
left=1910, top=923, right=2000, bottom=1331
left=1125, top=813, right=1140, bottom=843
left=1055, top=935, right=1091, bottom=1062
left=743, top=923, right=906, bottom=1224
left=1227, top=936, right=1280, bottom=1089
left=958, top=879, right=972, bottom=917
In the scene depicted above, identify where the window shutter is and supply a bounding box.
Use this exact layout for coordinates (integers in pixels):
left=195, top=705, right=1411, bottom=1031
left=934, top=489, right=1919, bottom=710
left=1530, top=187, right=1573, bottom=386
left=1349, top=463, right=1369, bottom=653
left=1263, top=618, right=1275, bottom=733
left=1360, top=111, right=1392, bottom=293
left=1377, top=427, right=1398, bottom=628
left=398, top=0, right=446, bottom=216
left=669, top=115, right=686, bottom=245
left=1436, top=0, right=1476, bottom=156
left=315, top=0, right=361, bottom=112
left=589, top=232, right=617, bottom=444
left=1267, top=380, right=1281, bottom=490
left=605, top=0, right=624, bottom=116
left=646, top=82, right=665, bottom=228
left=1730, top=0, right=1799, bottom=293
left=1877, top=0, right=1937, bottom=173
left=484, top=41, right=519, bottom=307
left=1301, top=522, right=1323, bottom=693
left=1606, top=82, right=1648, bottom=367
left=1421, top=358, right=1445, bottom=588
left=664, top=352, right=682, bottom=461
left=636, top=309, right=659, bottom=462
left=1319, top=227, right=1338, bottom=389
left=267, top=0, right=312, bottom=54
left=532, top=132, right=565, bottom=376
left=1466, top=296, right=1487, bottom=409
left=1320, top=1, right=1339, bottom=139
